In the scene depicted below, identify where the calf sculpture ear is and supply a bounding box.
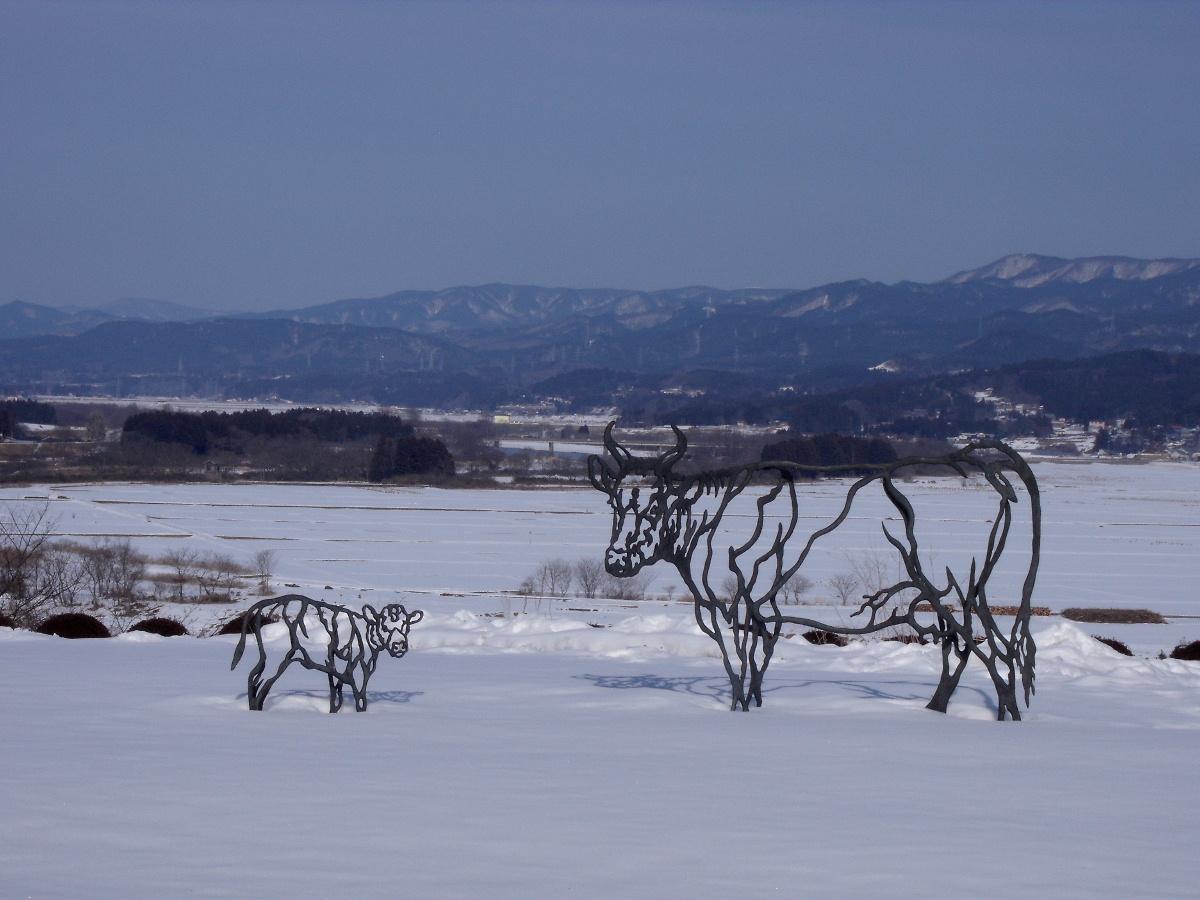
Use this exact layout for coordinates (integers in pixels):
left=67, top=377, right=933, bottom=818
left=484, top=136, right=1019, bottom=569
left=407, top=609, right=424, bottom=625
left=362, top=604, right=379, bottom=622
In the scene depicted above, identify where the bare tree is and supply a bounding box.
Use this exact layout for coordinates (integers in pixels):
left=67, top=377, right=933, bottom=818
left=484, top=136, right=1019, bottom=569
left=779, top=573, right=813, bottom=606
left=0, top=503, right=53, bottom=600
left=29, top=546, right=86, bottom=612
left=573, top=558, right=604, bottom=599
left=847, top=551, right=892, bottom=597
left=109, top=540, right=145, bottom=601
left=195, top=553, right=244, bottom=602
left=827, top=572, right=860, bottom=606
left=163, top=548, right=200, bottom=603
left=80, top=542, right=118, bottom=607
left=253, top=549, right=277, bottom=595
left=0, top=503, right=79, bottom=625
left=85, top=411, right=108, bottom=443
left=534, top=558, right=574, bottom=597
left=847, top=549, right=918, bottom=612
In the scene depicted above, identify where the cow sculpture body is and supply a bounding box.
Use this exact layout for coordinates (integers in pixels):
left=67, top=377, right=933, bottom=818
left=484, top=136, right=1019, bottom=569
left=231, top=595, right=423, bottom=712
left=589, top=424, right=1041, bottom=720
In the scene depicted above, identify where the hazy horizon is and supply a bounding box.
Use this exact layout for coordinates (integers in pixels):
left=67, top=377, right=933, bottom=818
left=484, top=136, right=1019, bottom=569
left=3, top=1, right=1198, bottom=311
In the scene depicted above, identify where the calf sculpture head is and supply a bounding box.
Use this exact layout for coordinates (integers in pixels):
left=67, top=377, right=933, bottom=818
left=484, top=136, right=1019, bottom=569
left=364, top=603, right=424, bottom=657
left=588, top=423, right=687, bottom=577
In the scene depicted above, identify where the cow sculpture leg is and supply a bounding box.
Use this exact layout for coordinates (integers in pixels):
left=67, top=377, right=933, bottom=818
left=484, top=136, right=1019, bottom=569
left=326, top=648, right=345, bottom=713
left=926, top=625, right=971, bottom=714
left=712, top=606, right=777, bottom=712
left=251, top=650, right=299, bottom=711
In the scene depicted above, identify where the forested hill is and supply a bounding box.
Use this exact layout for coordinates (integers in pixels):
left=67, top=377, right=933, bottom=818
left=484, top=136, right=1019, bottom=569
left=778, top=350, right=1200, bottom=437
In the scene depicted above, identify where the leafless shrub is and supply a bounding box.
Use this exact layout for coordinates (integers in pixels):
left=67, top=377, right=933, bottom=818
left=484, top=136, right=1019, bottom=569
left=107, top=594, right=161, bottom=634
left=1061, top=607, right=1166, bottom=624
left=30, top=546, right=87, bottom=611
left=600, top=571, right=650, bottom=602
left=1169, top=640, right=1200, bottom=661
left=1092, top=635, right=1133, bottom=656
left=719, top=574, right=740, bottom=601
left=987, top=605, right=1053, bottom=616
left=573, top=558, right=605, bottom=599
left=802, top=629, right=848, bottom=647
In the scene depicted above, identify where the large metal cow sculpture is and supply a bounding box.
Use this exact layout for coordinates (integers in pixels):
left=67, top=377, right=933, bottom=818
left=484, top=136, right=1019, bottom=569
left=588, top=424, right=1041, bottom=720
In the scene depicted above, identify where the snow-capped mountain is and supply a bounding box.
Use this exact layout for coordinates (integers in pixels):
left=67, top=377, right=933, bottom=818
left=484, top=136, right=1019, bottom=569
left=945, top=253, right=1200, bottom=287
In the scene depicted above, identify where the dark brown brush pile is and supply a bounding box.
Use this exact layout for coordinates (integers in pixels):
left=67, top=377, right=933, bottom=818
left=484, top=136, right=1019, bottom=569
left=36, top=613, right=111, bottom=639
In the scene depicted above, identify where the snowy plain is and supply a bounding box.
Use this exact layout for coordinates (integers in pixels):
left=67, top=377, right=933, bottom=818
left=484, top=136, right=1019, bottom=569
left=3, top=459, right=1200, bottom=898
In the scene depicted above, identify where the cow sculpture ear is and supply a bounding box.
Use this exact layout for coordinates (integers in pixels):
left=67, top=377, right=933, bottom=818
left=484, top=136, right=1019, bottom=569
left=407, top=609, right=424, bottom=625
left=363, top=604, right=379, bottom=621
left=587, top=456, right=612, bottom=493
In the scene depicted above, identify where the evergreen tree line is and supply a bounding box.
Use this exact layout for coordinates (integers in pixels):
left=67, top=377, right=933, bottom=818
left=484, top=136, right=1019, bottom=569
left=0, top=398, right=57, bottom=438
left=122, top=407, right=415, bottom=454
left=760, top=433, right=898, bottom=469
left=368, top=435, right=456, bottom=481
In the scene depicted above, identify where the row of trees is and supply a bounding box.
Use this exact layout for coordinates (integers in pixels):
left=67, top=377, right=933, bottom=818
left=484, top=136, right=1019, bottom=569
left=512, top=551, right=914, bottom=612
left=368, top=436, right=456, bottom=481
left=760, top=433, right=898, bottom=468
left=1, top=398, right=57, bottom=439
left=122, top=407, right=416, bottom=455
left=516, top=559, right=821, bottom=606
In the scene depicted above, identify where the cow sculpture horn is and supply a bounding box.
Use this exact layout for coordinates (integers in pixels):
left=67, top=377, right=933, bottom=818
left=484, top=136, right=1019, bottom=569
left=602, top=421, right=634, bottom=474
left=657, top=425, right=687, bottom=476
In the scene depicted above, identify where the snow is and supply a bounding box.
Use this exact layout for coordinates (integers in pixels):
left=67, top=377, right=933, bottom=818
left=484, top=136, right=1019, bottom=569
left=2, top=615, right=1199, bottom=898
left=3, top=460, right=1200, bottom=896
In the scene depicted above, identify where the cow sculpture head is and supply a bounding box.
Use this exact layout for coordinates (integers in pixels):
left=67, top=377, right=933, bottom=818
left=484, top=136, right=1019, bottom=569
left=363, top=603, right=424, bottom=657
left=588, top=422, right=688, bottom=577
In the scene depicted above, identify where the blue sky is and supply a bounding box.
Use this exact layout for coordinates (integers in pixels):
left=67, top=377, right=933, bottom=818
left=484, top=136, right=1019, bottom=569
left=2, top=1, right=1197, bottom=310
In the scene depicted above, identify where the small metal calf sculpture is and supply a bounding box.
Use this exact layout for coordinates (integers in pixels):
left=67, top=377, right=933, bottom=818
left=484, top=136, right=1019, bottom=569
left=588, top=424, right=1041, bottom=720
left=231, top=595, right=423, bottom=713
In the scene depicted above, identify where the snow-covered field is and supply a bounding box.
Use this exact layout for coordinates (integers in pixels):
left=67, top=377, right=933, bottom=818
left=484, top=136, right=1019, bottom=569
left=3, top=460, right=1200, bottom=897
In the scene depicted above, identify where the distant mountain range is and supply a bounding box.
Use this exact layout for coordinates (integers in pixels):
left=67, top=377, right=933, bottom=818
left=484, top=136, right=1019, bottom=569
left=0, top=296, right=223, bottom=339
left=2, top=253, right=1198, bottom=407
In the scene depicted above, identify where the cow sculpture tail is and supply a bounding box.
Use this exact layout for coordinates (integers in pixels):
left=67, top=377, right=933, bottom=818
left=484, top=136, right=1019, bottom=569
left=229, top=599, right=272, bottom=671
left=230, top=621, right=249, bottom=670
